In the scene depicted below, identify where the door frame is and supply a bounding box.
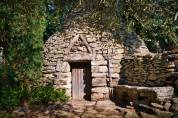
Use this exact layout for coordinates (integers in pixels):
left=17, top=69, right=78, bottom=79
left=70, top=62, right=91, bottom=101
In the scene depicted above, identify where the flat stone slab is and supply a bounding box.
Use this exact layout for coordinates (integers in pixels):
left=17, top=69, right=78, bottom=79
left=114, top=85, right=174, bottom=102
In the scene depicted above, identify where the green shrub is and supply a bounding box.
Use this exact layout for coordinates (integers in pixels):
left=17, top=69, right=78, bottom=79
left=0, top=111, right=12, bottom=118
left=30, top=84, right=69, bottom=104
left=0, top=86, right=27, bottom=110
left=0, top=84, right=69, bottom=110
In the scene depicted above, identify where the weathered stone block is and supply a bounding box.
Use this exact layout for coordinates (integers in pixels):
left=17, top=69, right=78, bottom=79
left=44, top=62, right=56, bottom=66
left=164, top=102, right=172, bottom=111
left=150, top=103, right=164, bottom=109
left=172, top=98, right=178, bottom=104
left=110, top=60, right=121, bottom=64
left=77, top=47, right=88, bottom=52
left=112, top=55, right=123, bottom=60
left=114, top=85, right=174, bottom=102
left=90, top=43, right=98, bottom=48
left=91, top=93, right=104, bottom=101
left=91, top=61, right=107, bottom=66
left=115, top=48, right=124, bottom=54
left=49, top=50, right=63, bottom=54
left=43, top=66, right=56, bottom=70
left=147, top=74, right=157, bottom=80
left=54, top=84, right=71, bottom=89
left=109, top=64, right=119, bottom=68
left=92, top=73, right=107, bottom=78
left=95, top=54, right=104, bottom=60
left=92, top=87, right=109, bottom=93
left=87, top=37, right=96, bottom=43
left=92, top=78, right=107, bottom=86
left=56, top=61, right=70, bottom=72
left=100, top=38, right=108, bottom=42
left=102, top=31, right=111, bottom=37
left=60, top=73, right=71, bottom=79
left=154, top=87, right=174, bottom=98
left=43, top=74, right=55, bottom=78
left=48, top=54, right=63, bottom=59
left=107, top=73, right=119, bottom=78
left=110, top=67, right=120, bottom=73
left=91, top=66, right=108, bottom=73
left=54, top=78, right=71, bottom=85
left=64, top=54, right=93, bottom=61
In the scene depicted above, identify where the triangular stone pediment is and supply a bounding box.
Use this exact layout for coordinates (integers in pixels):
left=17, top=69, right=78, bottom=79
left=65, top=34, right=92, bottom=54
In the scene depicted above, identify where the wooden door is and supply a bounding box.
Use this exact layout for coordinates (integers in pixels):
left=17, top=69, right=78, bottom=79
left=71, top=62, right=91, bottom=101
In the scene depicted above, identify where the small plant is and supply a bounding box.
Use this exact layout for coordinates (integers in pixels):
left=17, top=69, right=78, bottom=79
left=0, top=86, right=22, bottom=110
left=30, top=84, right=69, bottom=104
left=0, top=84, right=69, bottom=110
left=0, top=111, right=12, bottom=118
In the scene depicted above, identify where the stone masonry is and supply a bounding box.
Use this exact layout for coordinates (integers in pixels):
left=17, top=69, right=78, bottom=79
left=120, top=54, right=175, bottom=86
left=43, top=11, right=124, bottom=101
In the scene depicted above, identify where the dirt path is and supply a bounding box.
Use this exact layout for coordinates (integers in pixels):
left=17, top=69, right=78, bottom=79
left=13, top=100, right=125, bottom=118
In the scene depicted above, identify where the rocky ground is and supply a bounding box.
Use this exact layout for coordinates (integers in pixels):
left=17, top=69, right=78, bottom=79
left=11, top=100, right=127, bottom=118
left=2, top=99, right=178, bottom=118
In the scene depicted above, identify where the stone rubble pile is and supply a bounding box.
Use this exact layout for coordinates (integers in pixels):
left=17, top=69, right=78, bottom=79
left=114, top=85, right=177, bottom=118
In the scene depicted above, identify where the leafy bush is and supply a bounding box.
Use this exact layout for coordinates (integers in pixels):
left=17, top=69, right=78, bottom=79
left=117, top=0, right=178, bottom=52
left=30, top=84, right=69, bottom=104
left=0, top=86, right=27, bottom=110
left=0, top=84, right=69, bottom=110
left=0, top=111, right=12, bottom=118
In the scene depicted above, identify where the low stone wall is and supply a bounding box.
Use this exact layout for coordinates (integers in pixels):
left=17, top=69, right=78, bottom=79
left=120, top=54, right=175, bottom=86
left=114, top=85, right=174, bottom=102
left=166, top=50, right=178, bottom=96
left=113, top=85, right=177, bottom=118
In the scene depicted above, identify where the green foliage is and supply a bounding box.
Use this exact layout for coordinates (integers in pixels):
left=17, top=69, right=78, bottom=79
left=0, top=1, right=69, bottom=110
left=44, top=0, right=76, bottom=41
left=0, top=86, right=27, bottom=110
left=0, top=111, right=12, bottom=118
left=117, top=0, right=178, bottom=51
left=7, top=0, right=46, bottom=82
left=77, top=0, right=119, bottom=30
left=30, top=84, right=69, bottom=104
left=0, top=84, right=68, bottom=110
left=0, top=0, right=46, bottom=84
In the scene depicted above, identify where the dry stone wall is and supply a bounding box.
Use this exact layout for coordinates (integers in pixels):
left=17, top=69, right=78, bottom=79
left=120, top=54, right=175, bottom=86
left=166, top=50, right=178, bottom=96
left=113, top=52, right=176, bottom=117
left=114, top=85, right=174, bottom=102
left=114, top=85, right=176, bottom=118
left=43, top=18, right=124, bottom=100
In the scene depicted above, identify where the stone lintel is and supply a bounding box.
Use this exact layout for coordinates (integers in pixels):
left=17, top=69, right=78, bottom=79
left=63, top=53, right=93, bottom=61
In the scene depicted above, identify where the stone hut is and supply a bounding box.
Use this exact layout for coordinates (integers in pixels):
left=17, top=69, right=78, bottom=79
left=43, top=10, right=124, bottom=101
